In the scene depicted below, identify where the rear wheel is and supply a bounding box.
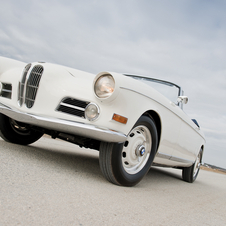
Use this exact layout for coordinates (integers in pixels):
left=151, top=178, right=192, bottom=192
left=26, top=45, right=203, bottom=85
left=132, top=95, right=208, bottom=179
left=182, top=148, right=203, bottom=183
left=0, top=113, right=43, bottom=145
left=99, top=116, right=158, bottom=186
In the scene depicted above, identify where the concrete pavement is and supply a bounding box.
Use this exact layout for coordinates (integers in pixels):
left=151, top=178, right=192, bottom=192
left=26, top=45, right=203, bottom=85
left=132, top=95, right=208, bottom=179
left=1, top=136, right=225, bottom=225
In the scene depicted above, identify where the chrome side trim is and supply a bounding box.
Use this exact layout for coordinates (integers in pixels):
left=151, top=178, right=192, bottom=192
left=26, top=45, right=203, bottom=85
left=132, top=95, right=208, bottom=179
left=0, top=103, right=127, bottom=143
left=156, top=152, right=171, bottom=160
left=156, top=152, right=194, bottom=164
left=170, top=156, right=193, bottom=164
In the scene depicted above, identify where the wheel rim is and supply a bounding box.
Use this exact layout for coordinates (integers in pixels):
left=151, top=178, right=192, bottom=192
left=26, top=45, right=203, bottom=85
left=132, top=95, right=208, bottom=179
left=193, top=151, right=202, bottom=178
left=122, top=125, right=152, bottom=174
left=9, top=119, right=31, bottom=136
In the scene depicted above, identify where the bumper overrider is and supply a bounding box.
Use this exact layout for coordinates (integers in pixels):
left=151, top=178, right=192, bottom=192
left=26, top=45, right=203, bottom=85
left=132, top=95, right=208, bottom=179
left=0, top=103, right=127, bottom=143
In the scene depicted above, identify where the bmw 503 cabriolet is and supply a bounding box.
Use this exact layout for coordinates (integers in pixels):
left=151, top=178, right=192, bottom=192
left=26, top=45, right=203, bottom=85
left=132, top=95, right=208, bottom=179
left=0, top=56, right=205, bottom=186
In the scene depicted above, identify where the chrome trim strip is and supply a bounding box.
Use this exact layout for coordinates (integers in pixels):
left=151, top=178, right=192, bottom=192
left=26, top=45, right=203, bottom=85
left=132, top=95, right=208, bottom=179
left=156, top=152, right=194, bottom=164
left=156, top=152, right=171, bottom=160
left=170, top=155, right=194, bottom=164
left=120, top=87, right=176, bottom=114
left=2, top=89, right=12, bottom=93
left=60, top=102, right=85, bottom=111
left=0, top=103, right=127, bottom=143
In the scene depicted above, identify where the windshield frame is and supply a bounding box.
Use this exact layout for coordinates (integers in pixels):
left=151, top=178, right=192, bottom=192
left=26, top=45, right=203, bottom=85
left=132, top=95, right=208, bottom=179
left=124, top=74, right=183, bottom=107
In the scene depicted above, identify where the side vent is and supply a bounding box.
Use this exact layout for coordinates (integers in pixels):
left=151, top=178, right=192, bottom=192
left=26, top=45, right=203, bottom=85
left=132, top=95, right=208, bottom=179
left=56, top=98, right=89, bottom=118
left=0, top=83, right=12, bottom=99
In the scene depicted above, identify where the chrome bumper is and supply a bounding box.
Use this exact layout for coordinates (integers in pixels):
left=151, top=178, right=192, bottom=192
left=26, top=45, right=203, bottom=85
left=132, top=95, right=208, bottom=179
left=0, top=103, right=127, bottom=143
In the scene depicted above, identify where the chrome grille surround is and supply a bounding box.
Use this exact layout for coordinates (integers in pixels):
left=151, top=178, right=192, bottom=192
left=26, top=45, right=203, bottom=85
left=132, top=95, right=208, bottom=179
left=25, top=65, right=44, bottom=108
left=18, top=63, right=31, bottom=106
left=56, top=97, right=90, bottom=118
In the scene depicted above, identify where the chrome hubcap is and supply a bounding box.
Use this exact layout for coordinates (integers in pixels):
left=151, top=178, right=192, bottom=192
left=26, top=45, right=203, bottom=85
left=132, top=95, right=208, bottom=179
left=122, top=125, right=152, bottom=174
left=136, top=144, right=146, bottom=157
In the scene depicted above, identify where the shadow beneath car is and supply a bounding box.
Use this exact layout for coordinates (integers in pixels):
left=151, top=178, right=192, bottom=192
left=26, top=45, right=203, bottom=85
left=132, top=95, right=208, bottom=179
left=147, top=166, right=183, bottom=181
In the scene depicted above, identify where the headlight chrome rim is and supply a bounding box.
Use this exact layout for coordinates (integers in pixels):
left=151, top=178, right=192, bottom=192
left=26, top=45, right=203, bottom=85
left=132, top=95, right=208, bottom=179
left=85, top=103, right=100, bottom=121
left=94, top=74, right=115, bottom=99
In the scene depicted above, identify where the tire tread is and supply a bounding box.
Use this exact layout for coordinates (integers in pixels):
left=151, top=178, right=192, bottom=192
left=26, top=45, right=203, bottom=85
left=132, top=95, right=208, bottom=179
left=99, top=142, right=120, bottom=185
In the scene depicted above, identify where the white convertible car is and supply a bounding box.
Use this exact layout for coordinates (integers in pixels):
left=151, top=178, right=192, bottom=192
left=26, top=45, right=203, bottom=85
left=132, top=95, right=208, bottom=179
left=0, top=56, right=205, bottom=186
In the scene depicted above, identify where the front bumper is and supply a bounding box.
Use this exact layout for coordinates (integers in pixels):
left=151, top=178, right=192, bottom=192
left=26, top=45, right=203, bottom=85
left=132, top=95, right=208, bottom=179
left=0, top=103, right=127, bottom=143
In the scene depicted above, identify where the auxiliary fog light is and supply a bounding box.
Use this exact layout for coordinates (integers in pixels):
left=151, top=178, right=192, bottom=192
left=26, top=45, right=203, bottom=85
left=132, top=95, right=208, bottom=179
left=85, top=103, right=100, bottom=121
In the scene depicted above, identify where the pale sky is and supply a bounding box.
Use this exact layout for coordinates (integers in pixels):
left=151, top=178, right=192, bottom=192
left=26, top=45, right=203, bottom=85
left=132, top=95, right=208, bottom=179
left=1, top=0, right=226, bottom=168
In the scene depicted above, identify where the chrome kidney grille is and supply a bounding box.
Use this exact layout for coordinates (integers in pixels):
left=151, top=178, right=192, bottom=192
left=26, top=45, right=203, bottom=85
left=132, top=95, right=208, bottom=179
left=56, top=98, right=90, bottom=118
left=25, top=66, right=44, bottom=108
left=18, top=63, right=31, bottom=106
left=18, top=64, right=44, bottom=108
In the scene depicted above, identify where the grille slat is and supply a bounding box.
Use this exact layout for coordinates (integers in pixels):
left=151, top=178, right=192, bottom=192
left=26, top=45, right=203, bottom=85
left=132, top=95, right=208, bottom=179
left=62, top=98, right=88, bottom=109
left=57, top=105, right=85, bottom=117
left=56, top=98, right=89, bottom=118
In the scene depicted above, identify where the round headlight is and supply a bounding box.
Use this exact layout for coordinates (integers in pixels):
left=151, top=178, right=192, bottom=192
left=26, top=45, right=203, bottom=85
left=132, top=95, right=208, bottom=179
left=94, top=74, right=115, bottom=98
left=85, top=103, right=100, bottom=121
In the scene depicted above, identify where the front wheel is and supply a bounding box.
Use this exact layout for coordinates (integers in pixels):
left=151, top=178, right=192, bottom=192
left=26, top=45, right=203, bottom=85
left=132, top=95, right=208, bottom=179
left=99, top=116, right=158, bottom=186
left=0, top=113, right=43, bottom=145
left=182, top=148, right=203, bottom=183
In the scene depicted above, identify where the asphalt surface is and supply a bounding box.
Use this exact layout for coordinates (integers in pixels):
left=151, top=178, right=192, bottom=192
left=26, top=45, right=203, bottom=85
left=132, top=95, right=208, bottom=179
left=1, top=136, right=226, bottom=226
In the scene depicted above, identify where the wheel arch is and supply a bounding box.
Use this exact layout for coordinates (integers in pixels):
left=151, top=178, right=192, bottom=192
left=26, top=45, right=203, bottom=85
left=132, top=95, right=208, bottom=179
left=142, top=110, right=161, bottom=150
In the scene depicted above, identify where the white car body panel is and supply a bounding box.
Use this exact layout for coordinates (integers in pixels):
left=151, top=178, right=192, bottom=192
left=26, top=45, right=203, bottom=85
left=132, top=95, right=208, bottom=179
left=0, top=56, right=205, bottom=168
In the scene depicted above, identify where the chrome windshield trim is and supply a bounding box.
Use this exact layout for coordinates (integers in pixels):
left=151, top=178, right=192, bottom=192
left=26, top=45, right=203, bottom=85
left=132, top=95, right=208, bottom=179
left=0, top=103, right=127, bottom=143
left=124, top=74, right=182, bottom=95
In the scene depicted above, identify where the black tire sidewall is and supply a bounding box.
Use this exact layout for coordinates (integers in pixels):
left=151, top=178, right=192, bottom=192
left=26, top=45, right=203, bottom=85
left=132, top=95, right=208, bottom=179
left=182, top=149, right=203, bottom=183
left=111, top=116, right=158, bottom=186
left=0, top=113, right=43, bottom=145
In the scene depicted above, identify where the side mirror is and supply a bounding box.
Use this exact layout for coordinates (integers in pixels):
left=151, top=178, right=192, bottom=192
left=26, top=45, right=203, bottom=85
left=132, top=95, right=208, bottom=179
left=177, top=96, right=188, bottom=104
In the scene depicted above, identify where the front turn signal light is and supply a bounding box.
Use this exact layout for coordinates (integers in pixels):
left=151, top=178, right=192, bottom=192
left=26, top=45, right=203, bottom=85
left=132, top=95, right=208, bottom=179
left=112, top=114, right=128, bottom=124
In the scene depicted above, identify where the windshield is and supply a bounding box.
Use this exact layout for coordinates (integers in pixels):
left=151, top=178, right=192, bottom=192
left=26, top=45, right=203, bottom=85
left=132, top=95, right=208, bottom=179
left=125, top=75, right=181, bottom=105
